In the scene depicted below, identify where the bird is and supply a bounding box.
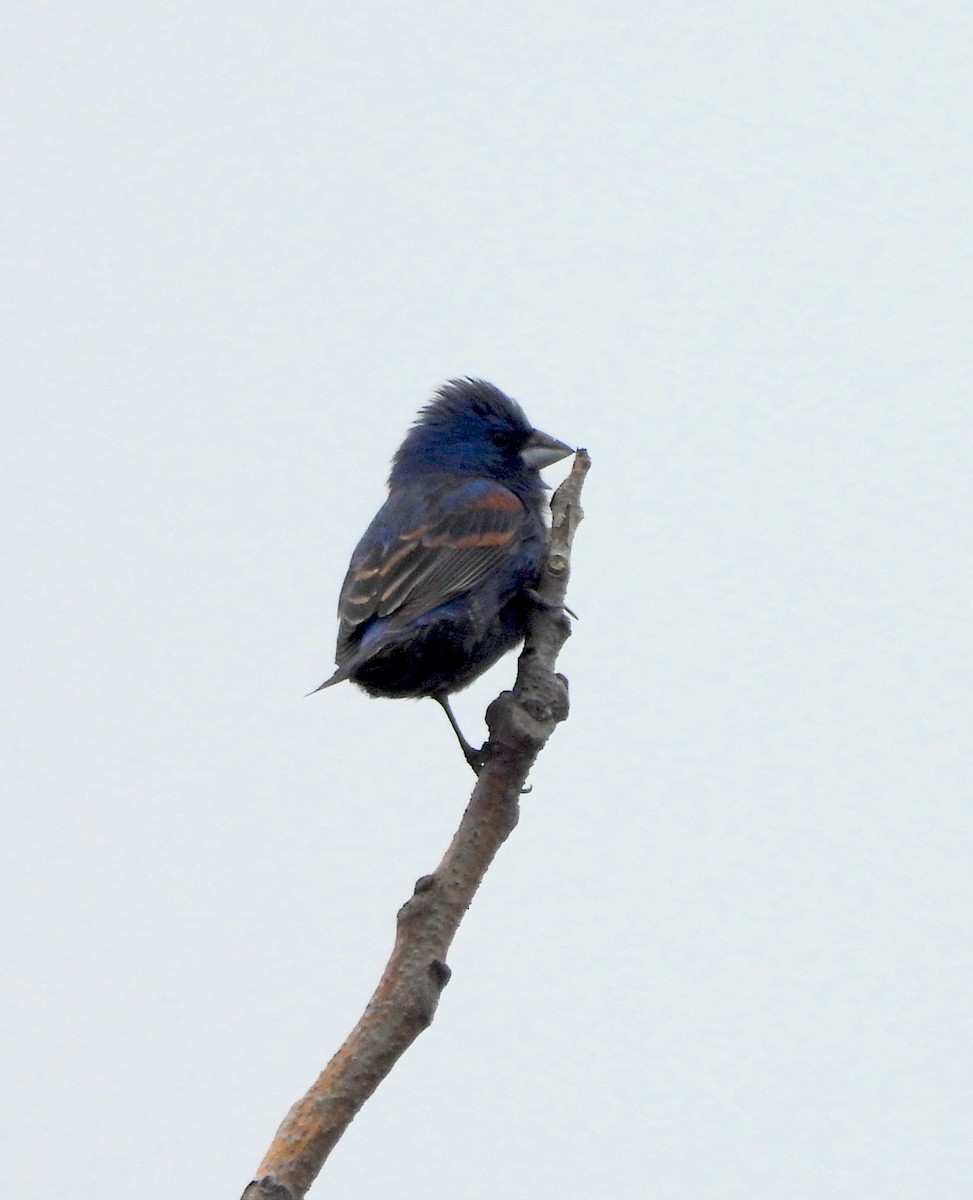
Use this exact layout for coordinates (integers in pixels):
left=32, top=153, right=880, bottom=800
left=311, top=377, right=573, bottom=771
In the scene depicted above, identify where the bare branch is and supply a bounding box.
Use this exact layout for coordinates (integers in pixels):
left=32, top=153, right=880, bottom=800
left=242, top=450, right=591, bottom=1200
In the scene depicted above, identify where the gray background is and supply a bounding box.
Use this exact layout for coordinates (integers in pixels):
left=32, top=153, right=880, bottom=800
left=3, top=4, right=971, bottom=1197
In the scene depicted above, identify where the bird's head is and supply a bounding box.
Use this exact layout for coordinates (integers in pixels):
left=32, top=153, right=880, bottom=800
left=390, top=378, right=572, bottom=490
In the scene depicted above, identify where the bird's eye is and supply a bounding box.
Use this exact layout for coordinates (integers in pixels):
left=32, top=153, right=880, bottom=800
left=491, top=430, right=519, bottom=451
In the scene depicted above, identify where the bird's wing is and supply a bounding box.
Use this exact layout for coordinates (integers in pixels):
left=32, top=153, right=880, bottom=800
left=337, top=479, right=530, bottom=631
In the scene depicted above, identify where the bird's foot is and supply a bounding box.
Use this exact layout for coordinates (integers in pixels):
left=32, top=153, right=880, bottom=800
left=462, top=740, right=489, bottom=776
left=436, top=694, right=530, bottom=790
left=465, top=741, right=531, bottom=792
left=435, top=693, right=489, bottom=776
left=525, top=588, right=578, bottom=620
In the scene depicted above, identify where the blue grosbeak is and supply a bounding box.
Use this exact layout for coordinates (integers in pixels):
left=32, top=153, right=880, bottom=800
left=312, top=378, right=573, bottom=771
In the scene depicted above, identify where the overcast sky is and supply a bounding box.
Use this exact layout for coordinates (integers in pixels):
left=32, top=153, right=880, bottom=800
left=3, top=4, right=972, bottom=1197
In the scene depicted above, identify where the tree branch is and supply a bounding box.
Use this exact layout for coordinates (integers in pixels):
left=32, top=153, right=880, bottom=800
left=242, top=449, right=591, bottom=1200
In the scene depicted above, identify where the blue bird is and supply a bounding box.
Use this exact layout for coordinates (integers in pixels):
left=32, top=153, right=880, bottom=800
left=312, top=378, right=573, bottom=771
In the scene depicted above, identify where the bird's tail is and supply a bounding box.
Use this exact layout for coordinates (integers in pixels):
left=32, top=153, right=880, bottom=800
left=306, top=666, right=350, bottom=697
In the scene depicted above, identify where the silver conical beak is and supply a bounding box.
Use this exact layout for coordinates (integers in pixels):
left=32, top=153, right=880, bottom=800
left=520, top=428, right=574, bottom=470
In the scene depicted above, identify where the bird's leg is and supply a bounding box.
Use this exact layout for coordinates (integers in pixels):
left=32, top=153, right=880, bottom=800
left=433, top=694, right=487, bottom=774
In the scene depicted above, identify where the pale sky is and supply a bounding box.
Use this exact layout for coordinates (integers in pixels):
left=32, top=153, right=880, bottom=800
left=3, top=4, right=972, bottom=1197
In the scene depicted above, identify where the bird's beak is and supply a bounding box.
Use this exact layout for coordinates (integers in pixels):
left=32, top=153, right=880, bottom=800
left=520, top=428, right=574, bottom=470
